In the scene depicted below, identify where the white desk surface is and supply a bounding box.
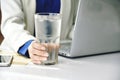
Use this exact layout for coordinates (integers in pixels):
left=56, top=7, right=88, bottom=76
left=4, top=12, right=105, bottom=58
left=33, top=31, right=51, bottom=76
left=0, top=52, right=120, bottom=80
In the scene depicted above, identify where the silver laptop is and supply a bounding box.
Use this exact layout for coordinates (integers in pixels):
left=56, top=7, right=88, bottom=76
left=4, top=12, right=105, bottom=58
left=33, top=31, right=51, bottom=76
left=59, top=0, right=120, bottom=58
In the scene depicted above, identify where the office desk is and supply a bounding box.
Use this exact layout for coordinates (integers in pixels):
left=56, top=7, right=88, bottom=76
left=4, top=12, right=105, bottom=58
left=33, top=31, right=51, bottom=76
left=0, top=50, right=120, bottom=80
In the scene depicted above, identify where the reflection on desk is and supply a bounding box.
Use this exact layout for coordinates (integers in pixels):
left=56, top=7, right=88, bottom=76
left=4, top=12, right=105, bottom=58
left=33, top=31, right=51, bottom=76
left=0, top=50, right=120, bottom=80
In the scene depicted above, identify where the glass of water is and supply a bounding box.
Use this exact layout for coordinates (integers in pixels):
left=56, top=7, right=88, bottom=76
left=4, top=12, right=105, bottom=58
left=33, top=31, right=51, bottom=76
left=34, top=13, right=62, bottom=65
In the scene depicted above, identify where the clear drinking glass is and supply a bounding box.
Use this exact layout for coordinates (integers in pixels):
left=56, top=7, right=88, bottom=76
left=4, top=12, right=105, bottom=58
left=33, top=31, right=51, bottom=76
left=34, top=13, right=62, bottom=65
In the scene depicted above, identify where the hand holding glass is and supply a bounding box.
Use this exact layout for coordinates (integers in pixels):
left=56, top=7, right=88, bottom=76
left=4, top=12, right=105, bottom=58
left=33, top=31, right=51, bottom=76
left=34, top=13, right=62, bottom=65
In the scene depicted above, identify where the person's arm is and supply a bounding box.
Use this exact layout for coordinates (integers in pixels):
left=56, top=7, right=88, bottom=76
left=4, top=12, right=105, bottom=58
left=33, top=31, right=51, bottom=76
left=68, top=0, right=79, bottom=39
left=1, top=0, right=35, bottom=52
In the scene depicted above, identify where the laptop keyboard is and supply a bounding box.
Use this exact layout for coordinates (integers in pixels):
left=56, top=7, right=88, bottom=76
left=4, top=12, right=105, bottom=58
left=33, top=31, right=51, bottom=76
left=59, top=43, right=71, bottom=54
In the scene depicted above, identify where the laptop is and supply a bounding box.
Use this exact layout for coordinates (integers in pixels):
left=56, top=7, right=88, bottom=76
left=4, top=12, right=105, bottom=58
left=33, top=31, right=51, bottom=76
left=59, top=0, right=120, bottom=58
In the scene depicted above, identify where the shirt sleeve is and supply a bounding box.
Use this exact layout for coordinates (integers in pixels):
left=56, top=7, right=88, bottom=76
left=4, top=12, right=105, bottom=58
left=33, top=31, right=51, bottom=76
left=18, top=40, right=33, bottom=58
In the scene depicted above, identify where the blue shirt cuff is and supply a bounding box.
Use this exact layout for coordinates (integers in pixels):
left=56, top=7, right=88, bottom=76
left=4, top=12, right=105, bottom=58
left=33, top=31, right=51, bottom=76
left=18, top=40, right=33, bottom=58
